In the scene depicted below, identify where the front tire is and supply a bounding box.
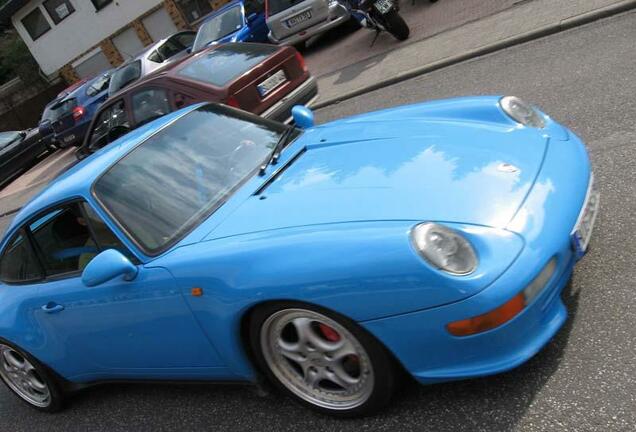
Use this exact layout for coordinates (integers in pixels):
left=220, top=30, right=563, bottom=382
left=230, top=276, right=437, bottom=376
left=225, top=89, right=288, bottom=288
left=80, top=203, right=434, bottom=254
left=249, top=302, right=397, bottom=417
left=384, top=11, right=410, bottom=41
left=0, top=340, right=65, bottom=412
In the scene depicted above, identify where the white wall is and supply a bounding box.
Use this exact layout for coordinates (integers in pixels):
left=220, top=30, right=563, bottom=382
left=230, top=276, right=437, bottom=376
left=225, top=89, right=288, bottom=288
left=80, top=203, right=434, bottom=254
left=11, top=0, right=165, bottom=75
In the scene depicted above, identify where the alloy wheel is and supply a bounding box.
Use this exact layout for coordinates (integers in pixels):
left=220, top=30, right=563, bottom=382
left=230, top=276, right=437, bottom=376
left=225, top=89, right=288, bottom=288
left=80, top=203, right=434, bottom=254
left=0, top=344, right=51, bottom=408
left=260, top=308, right=375, bottom=410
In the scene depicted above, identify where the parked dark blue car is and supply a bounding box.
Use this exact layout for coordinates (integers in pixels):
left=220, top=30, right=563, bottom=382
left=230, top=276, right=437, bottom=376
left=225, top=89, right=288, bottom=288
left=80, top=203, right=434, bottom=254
left=39, top=70, right=113, bottom=149
left=192, top=0, right=269, bottom=52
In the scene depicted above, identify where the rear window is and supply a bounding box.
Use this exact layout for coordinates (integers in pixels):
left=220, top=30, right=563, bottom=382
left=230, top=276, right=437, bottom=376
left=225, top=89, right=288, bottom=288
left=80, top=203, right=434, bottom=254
left=109, top=61, right=142, bottom=95
left=41, top=98, right=77, bottom=122
left=178, top=43, right=277, bottom=87
left=267, top=0, right=305, bottom=16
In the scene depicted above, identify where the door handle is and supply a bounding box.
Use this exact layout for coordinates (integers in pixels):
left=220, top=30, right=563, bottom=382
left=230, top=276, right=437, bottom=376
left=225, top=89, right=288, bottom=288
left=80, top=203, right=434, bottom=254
left=41, top=302, right=65, bottom=314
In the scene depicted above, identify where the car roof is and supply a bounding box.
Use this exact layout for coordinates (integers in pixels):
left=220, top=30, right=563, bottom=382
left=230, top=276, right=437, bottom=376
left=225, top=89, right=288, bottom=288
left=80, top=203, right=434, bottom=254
left=104, top=42, right=236, bottom=101
left=5, top=105, right=203, bottom=237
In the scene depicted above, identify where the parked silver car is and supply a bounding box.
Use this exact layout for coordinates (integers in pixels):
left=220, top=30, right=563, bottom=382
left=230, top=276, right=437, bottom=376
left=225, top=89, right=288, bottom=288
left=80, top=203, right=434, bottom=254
left=266, top=0, right=351, bottom=46
left=108, top=31, right=196, bottom=96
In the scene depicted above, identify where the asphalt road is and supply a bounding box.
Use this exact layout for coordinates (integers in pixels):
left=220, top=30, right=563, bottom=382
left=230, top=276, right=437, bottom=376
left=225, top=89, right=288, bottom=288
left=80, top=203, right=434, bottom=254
left=1, top=11, right=636, bottom=432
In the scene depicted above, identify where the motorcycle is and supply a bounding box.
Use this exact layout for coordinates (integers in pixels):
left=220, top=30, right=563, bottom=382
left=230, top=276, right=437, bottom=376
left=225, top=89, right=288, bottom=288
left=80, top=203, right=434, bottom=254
left=348, top=0, right=411, bottom=42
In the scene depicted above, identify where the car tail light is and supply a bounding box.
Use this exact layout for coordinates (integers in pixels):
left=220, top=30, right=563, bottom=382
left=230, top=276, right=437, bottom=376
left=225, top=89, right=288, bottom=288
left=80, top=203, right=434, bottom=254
left=295, top=51, right=307, bottom=73
left=446, top=258, right=557, bottom=337
left=72, top=106, right=85, bottom=121
left=226, top=95, right=240, bottom=109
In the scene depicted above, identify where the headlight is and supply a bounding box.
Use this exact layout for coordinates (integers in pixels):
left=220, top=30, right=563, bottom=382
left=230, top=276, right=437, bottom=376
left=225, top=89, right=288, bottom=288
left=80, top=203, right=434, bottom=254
left=500, top=96, right=545, bottom=128
left=411, top=223, right=478, bottom=275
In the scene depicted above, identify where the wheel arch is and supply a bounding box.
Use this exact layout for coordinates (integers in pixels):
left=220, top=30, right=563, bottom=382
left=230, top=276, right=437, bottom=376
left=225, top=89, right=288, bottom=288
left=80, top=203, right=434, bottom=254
left=236, top=299, right=410, bottom=381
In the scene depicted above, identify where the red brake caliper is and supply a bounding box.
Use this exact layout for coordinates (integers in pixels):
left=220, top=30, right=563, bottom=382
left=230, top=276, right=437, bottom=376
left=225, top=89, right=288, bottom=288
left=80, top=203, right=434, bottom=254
left=318, top=323, right=341, bottom=342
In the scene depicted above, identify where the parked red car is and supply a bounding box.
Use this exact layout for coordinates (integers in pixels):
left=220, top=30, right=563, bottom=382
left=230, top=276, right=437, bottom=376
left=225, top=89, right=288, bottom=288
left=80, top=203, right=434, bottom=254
left=78, top=42, right=316, bottom=158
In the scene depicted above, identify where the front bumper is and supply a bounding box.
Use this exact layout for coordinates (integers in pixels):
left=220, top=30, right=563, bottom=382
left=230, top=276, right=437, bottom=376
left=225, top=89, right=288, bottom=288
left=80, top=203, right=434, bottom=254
left=268, top=4, right=351, bottom=45
left=362, top=129, right=594, bottom=384
left=261, top=76, right=318, bottom=123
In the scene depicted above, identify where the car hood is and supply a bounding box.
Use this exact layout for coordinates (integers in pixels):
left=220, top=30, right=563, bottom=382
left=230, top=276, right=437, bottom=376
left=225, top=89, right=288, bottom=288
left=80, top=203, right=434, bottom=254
left=206, top=117, right=548, bottom=240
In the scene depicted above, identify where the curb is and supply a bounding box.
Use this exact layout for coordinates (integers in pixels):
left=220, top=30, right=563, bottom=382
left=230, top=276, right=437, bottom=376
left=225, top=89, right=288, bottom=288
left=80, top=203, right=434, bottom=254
left=313, top=0, right=636, bottom=109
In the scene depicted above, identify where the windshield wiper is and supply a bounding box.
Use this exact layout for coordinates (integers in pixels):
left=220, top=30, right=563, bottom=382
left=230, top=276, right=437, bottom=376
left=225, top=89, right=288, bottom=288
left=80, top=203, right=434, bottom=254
left=259, top=126, right=296, bottom=176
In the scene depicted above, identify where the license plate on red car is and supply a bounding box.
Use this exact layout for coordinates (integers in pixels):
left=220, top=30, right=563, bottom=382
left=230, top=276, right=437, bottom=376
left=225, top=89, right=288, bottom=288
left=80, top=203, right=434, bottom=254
left=286, top=10, right=312, bottom=28
left=572, top=174, right=600, bottom=258
left=257, top=70, right=287, bottom=97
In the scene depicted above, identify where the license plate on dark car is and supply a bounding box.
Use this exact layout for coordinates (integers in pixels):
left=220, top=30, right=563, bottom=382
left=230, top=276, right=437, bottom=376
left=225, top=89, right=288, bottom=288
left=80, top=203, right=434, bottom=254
left=257, top=70, right=288, bottom=97
left=286, top=10, right=312, bottom=27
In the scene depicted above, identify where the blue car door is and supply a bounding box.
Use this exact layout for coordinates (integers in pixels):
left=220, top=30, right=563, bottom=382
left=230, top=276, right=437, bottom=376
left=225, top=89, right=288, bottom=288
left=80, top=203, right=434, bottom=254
left=13, top=201, right=225, bottom=381
left=245, top=0, right=269, bottom=42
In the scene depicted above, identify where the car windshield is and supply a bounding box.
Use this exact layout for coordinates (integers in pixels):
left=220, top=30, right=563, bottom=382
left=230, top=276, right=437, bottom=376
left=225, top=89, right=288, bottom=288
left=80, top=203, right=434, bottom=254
left=93, top=104, right=288, bottom=255
left=0, top=132, right=22, bottom=149
left=179, top=43, right=277, bottom=87
left=109, top=61, right=142, bottom=95
left=267, top=0, right=305, bottom=16
left=192, top=7, right=244, bottom=51
left=86, top=72, right=111, bottom=97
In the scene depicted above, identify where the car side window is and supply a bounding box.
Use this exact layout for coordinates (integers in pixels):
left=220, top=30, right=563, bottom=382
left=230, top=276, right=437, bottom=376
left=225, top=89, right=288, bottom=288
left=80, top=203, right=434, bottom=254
left=28, top=204, right=94, bottom=277
left=149, top=50, right=164, bottom=63
left=0, top=230, right=43, bottom=283
left=131, top=88, right=171, bottom=126
left=26, top=202, right=132, bottom=279
left=157, top=38, right=187, bottom=61
left=88, top=99, right=130, bottom=150
left=175, top=32, right=195, bottom=49
left=80, top=203, right=134, bottom=264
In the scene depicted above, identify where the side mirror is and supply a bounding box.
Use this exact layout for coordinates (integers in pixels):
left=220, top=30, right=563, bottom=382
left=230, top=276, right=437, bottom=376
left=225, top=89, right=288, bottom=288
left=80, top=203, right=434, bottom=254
left=82, top=249, right=138, bottom=287
left=292, top=105, right=314, bottom=129
left=247, top=13, right=258, bottom=23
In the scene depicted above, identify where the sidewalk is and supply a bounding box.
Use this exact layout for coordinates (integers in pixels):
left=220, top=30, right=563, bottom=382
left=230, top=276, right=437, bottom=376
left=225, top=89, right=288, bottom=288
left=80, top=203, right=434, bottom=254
left=0, top=148, right=76, bottom=234
left=314, top=0, right=636, bottom=107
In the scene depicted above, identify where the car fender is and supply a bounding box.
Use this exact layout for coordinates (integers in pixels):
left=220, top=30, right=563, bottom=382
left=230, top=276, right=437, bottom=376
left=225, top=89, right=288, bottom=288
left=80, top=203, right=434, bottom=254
left=155, top=220, right=524, bottom=377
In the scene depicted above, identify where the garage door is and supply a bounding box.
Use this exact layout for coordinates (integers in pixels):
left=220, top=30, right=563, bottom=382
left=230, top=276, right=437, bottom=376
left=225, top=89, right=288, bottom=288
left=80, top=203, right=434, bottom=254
left=112, top=27, right=145, bottom=60
left=142, top=7, right=178, bottom=42
left=73, top=49, right=112, bottom=79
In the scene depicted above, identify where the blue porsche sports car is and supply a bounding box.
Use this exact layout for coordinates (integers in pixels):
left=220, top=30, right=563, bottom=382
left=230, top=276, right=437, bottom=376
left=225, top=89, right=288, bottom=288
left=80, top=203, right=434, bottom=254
left=0, top=97, right=598, bottom=416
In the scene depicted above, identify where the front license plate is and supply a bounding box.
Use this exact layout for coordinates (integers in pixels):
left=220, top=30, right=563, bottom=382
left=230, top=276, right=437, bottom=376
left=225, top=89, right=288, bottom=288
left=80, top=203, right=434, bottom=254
left=286, top=10, right=312, bottom=28
left=374, top=0, right=393, bottom=14
left=572, top=174, right=600, bottom=257
left=257, top=70, right=287, bottom=97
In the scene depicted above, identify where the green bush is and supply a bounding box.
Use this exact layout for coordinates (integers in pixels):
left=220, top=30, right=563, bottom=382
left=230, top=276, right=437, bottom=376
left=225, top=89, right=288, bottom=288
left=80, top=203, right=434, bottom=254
left=0, top=32, right=41, bottom=85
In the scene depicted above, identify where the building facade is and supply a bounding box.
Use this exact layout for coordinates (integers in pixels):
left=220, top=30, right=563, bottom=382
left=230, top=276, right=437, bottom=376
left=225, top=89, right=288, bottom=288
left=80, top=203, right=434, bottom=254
left=0, top=0, right=231, bottom=83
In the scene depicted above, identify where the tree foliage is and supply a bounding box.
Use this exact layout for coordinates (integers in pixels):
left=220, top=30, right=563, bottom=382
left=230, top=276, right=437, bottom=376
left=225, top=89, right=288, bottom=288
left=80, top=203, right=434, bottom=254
left=0, top=31, right=42, bottom=86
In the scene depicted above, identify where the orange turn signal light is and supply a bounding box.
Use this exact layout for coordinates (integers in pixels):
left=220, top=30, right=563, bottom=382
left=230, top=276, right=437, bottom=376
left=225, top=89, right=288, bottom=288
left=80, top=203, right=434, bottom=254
left=446, top=293, right=525, bottom=337
left=191, top=287, right=203, bottom=297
